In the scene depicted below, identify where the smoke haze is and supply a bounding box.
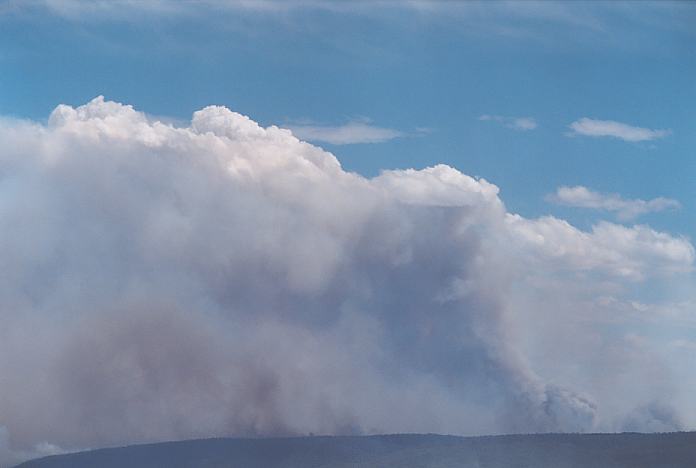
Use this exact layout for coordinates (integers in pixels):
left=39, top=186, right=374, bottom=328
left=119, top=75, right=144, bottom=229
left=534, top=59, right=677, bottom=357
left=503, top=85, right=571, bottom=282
left=0, top=98, right=693, bottom=465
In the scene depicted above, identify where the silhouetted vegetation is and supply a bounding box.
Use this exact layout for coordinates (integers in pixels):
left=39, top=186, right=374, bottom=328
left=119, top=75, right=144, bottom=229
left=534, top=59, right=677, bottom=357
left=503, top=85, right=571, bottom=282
left=16, top=432, right=696, bottom=468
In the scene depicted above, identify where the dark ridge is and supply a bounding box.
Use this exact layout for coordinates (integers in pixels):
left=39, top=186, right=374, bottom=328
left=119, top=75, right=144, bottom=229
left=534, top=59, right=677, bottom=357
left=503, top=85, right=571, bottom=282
left=15, top=432, right=696, bottom=468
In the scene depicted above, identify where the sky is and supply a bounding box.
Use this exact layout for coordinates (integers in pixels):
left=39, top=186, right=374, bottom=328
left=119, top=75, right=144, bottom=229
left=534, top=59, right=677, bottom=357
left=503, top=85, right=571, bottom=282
left=0, top=0, right=695, bottom=465
left=1, top=1, right=695, bottom=226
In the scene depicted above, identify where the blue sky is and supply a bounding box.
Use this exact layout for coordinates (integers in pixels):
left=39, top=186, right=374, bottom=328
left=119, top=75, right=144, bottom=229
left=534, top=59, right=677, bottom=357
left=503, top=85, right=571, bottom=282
left=1, top=1, right=694, bottom=236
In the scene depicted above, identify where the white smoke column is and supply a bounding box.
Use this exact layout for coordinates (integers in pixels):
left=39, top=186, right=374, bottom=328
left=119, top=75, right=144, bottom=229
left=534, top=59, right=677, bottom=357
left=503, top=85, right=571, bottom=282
left=0, top=98, right=692, bottom=465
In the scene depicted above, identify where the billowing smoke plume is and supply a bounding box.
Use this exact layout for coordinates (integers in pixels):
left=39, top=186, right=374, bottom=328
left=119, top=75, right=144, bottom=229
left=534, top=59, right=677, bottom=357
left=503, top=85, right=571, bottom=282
left=0, top=98, right=693, bottom=465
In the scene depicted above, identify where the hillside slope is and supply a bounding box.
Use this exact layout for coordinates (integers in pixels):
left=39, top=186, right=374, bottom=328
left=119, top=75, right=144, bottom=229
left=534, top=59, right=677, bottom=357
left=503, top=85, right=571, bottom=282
left=16, top=432, right=696, bottom=468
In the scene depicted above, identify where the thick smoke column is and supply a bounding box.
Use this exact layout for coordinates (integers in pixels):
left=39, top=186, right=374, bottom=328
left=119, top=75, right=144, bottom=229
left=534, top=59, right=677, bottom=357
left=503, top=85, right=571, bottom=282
left=0, top=98, right=692, bottom=466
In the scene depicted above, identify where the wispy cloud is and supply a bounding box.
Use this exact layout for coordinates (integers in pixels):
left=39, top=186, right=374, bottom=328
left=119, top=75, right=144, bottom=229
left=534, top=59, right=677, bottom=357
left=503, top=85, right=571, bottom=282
left=7, top=1, right=695, bottom=58
left=479, top=114, right=537, bottom=131
left=548, top=185, right=680, bottom=221
left=567, top=118, right=670, bottom=142
left=287, top=119, right=405, bottom=145
left=23, top=0, right=693, bottom=31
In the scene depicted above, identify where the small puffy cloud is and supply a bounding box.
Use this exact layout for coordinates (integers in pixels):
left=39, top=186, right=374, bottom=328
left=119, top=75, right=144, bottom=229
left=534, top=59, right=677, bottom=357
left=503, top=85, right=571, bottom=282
left=548, top=185, right=681, bottom=221
left=567, top=118, right=670, bottom=142
left=479, top=114, right=537, bottom=131
left=287, top=119, right=404, bottom=145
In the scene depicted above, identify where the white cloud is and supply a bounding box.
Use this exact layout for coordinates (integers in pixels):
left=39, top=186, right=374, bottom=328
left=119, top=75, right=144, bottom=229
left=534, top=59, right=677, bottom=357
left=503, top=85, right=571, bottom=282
left=507, top=215, right=693, bottom=280
left=548, top=185, right=681, bottom=221
left=0, top=97, right=693, bottom=462
left=373, top=165, right=501, bottom=208
left=567, top=118, right=670, bottom=142
left=479, top=114, right=538, bottom=131
left=286, top=120, right=404, bottom=145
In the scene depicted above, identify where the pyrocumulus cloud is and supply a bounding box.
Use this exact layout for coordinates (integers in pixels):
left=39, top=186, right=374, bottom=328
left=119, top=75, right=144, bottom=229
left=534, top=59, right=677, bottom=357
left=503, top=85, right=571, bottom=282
left=0, top=97, right=692, bottom=466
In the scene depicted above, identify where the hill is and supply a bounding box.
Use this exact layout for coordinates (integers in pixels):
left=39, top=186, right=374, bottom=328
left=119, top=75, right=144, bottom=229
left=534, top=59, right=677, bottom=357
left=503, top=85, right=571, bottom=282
left=16, top=432, right=696, bottom=468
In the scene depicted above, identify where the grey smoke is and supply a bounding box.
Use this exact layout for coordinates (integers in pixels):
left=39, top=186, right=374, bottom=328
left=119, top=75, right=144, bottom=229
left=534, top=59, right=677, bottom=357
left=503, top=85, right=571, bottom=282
left=0, top=98, right=692, bottom=465
left=622, top=402, right=683, bottom=433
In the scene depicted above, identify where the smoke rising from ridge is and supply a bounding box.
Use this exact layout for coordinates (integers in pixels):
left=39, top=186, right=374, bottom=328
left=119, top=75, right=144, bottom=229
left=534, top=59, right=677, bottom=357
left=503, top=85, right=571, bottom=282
left=0, top=97, right=693, bottom=465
